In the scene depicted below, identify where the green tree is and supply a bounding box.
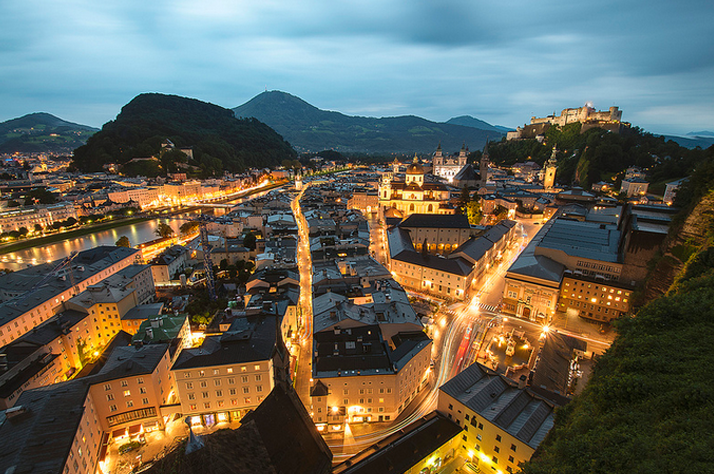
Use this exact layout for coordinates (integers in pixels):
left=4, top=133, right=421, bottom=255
left=155, top=222, right=174, bottom=239
left=116, top=235, right=131, bottom=247
left=243, top=232, right=257, bottom=251
left=466, top=201, right=483, bottom=225
left=25, top=188, right=56, bottom=204
left=179, top=221, right=200, bottom=237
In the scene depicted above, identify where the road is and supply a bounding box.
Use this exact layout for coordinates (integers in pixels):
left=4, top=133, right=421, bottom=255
left=298, top=215, right=614, bottom=462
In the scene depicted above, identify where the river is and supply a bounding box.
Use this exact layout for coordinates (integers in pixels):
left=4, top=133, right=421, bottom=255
left=0, top=186, right=282, bottom=271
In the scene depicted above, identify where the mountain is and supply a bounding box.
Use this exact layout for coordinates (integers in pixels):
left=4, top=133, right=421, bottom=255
left=0, top=112, right=98, bottom=154
left=72, top=93, right=296, bottom=174
left=686, top=130, right=714, bottom=137
left=661, top=134, right=714, bottom=149
left=445, top=115, right=512, bottom=134
left=232, top=91, right=504, bottom=153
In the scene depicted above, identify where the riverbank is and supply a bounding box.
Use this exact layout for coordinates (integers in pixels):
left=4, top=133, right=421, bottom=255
left=0, top=216, right=152, bottom=256
left=0, top=180, right=290, bottom=257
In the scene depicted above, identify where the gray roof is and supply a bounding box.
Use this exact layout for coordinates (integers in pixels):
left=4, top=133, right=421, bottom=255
left=0, top=246, right=140, bottom=326
left=507, top=223, right=564, bottom=283
left=122, top=302, right=164, bottom=320
left=94, top=343, right=170, bottom=381
left=439, top=362, right=557, bottom=449
left=0, top=378, right=92, bottom=474
left=537, top=218, right=620, bottom=263
left=172, top=315, right=280, bottom=369
left=398, top=213, right=471, bottom=229
left=392, top=251, right=473, bottom=277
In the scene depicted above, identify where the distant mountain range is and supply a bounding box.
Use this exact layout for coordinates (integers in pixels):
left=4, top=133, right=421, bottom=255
left=233, top=91, right=507, bottom=153
left=661, top=134, right=714, bottom=149
left=0, top=112, right=97, bottom=154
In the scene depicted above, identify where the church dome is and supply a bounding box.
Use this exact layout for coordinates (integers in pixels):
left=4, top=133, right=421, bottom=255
left=406, top=156, right=424, bottom=175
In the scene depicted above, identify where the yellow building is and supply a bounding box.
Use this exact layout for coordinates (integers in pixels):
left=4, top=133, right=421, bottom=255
left=438, top=362, right=559, bottom=474
left=171, top=314, right=289, bottom=426
left=378, top=156, right=453, bottom=220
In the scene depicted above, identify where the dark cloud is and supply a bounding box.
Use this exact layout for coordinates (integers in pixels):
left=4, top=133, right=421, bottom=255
left=0, top=0, right=712, bottom=134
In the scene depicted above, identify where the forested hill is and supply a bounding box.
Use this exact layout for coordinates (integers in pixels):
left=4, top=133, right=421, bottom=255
left=71, top=93, right=296, bottom=175
left=232, top=90, right=503, bottom=153
left=483, top=123, right=714, bottom=192
left=0, top=112, right=97, bottom=154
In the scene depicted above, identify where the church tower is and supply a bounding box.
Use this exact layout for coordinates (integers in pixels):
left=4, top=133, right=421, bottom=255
left=433, top=143, right=444, bottom=167
left=379, top=172, right=392, bottom=200
left=458, top=143, right=468, bottom=166
left=480, top=141, right=490, bottom=186
left=544, top=145, right=558, bottom=189
left=295, top=171, right=303, bottom=191
left=392, top=158, right=400, bottom=175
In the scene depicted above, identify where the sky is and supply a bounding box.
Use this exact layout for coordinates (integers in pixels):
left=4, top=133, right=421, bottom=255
left=1, top=0, right=712, bottom=136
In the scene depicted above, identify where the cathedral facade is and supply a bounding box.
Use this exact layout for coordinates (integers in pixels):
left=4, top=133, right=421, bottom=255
left=432, top=143, right=468, bottom=182
left=378, top=156, right=454, bottom=220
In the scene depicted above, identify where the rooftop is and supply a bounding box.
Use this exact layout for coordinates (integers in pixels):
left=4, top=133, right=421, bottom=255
left=439, top=362, right=558, bottom=450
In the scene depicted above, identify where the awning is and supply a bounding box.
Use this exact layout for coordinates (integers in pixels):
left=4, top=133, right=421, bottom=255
left=112, top=428, right=127, bottom=438
left=128, top=424, right=142, bottom=435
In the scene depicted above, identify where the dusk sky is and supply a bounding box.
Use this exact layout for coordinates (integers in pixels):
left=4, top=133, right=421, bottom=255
left=1, top=0, right=712, bottom=135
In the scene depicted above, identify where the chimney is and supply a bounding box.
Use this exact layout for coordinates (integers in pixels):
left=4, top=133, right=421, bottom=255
left=151, top=318, right=161, bottom=328
left=518, top=374, right=528, bottom=390
left=146, top=327, right=154, bottom=339
left=0, top=353, right=8, bottom=373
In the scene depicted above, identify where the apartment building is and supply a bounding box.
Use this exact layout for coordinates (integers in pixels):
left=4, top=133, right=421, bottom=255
left=438, top=363, right=558, bottom=474
left=0, top=246, right=141, bottom=347
left=171, top=314, right=289, bottom=426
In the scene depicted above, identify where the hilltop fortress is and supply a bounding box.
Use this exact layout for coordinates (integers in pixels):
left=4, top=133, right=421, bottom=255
left=508, top=104, right=629, bottom=140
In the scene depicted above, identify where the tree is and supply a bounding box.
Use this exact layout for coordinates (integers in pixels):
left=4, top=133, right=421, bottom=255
left=179, top=221, right=200, bottom=237
left=466, top=201, right=483, bottom=225
left=25, top=188, right=56, bottom=204
left=243, top=232, right=257, bottom=251
left=34, top=223, right=43, bottom=233
left=459, top=186, right=471, bottom=209
left=116, top=236, right=131, bottom=247
left=18, top=227, right=28, bottom=237
left=155, top=222, right=174, bottom=239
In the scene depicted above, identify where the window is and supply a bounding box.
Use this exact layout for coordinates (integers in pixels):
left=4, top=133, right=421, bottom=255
left=188, top=393, right=195, bottom=400
left=476, top=434, right=482, bottom=441
left=204, top=402, right=211, bottom=409
left=142, top=398, right=149, bottom=405
left=216, top=390, right=223, bottom=397
left=254, top=365, right=260, bottom=371
left=189, top=404, right=197, bottom=410
left=200, top=381, right=207, bottom=388
left=227, top=368, right=234, bottom=374
left=243, top=387, right=250, bottom=394
left=213, top=369, right=220, bottom=375
left=121, top=380, right=128, bottom=387
left=139, top=387, right=146, bottom=394
left=241, top=376, right=249, bottom=383
left=343, top=389, right=349, bottom=395
left=127, top=400, right=134, bottom=408
left=448, top=404, right=453, bottom=410
left=199, top=370, right=205, bottom=377
left=462, top=435, right=468, bottom=441
left=244, top=397, right=252, bottom=404
left=106, top=394, right=114, bottom=401
left=202, top=392, right=209, bottom=398
left=492, top=456, right=498, bottom=465
left=214, top=380, right=221, bottom=387
left=186, top=382, right=193, bottom=389
left=123, top=390, right=131, bottom=397
left=137, top=377, right=144, bottom=384
left=228, top=378, right=235, bottom=384
left=496, top=435, right=502, bottom=442
left=510, top=444, right=517, bottom=452
left=229, top=389, right=236, bottom=395
left=494, top=446, right=500, bottom=453
left=104, top=384, right=111, bottom=391
left=256, top=386, right=263, bottom=393
left=109, top=404, right=117, bottom=412
left=184, top=372, right=191, bottom=378
left=255, top=375, right=261, bottom=382
left=241, top=366, right=247, bottom=372
left=508, top=456, right=515, bottom=463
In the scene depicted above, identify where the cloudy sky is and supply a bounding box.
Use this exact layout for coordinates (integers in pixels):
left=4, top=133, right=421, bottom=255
left=1, top=0, right=712, bottom=135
